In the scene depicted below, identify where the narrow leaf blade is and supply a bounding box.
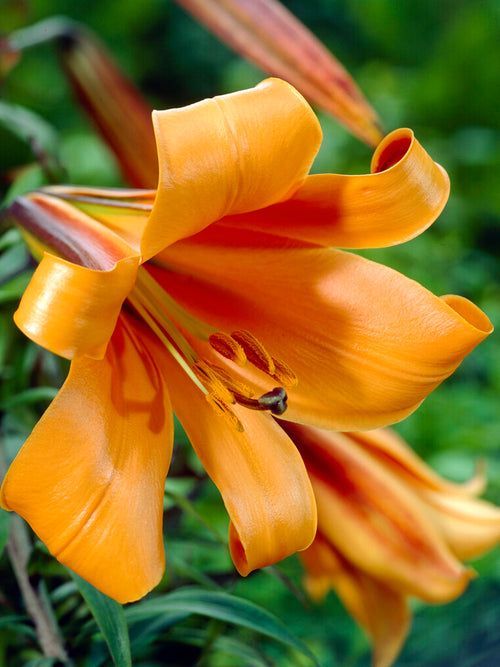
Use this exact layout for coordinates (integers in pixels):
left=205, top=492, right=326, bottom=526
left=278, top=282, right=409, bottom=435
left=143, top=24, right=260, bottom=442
left=125, top=586, right=319, bottom=665
left=70, top=571, right=131, bottom=667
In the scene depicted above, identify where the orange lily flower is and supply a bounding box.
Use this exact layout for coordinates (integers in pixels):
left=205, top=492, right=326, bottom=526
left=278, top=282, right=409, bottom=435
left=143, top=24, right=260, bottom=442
left=284, top=423, right=500, bottom=667
left=0, top=79, right=492, bottom=603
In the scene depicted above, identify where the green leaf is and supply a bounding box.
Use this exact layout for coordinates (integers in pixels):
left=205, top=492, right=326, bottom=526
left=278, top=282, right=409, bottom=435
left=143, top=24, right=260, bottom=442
left=0, top=387, right=58, bottom=411
left=0, top=241, right=29, bottom=280
left=23, top=659, right=58, bottom=667
left=70, top=572, right=131, bottom=667
left=0, top=101, right=59, bottom=159
left=0, top=271, right=32, bottom=304
left=2, top=164, right=49, bottom=206
left=128, top=612, right=191, bottom=654
left=168, top=627, right=271, bottom=666
left=125, top=587, right=319, bottom=665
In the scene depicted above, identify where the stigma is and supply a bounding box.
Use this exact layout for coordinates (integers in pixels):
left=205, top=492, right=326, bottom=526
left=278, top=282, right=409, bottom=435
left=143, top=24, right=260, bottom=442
left=128, top=267, right=297, bottom=431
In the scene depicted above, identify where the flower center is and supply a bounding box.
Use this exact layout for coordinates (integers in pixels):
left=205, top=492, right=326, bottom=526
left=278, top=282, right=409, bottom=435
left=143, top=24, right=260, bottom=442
left=128, top=267, right=297, bottom=431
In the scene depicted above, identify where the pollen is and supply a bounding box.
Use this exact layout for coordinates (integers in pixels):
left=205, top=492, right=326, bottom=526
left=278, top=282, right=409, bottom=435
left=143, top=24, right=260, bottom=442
left=193, top=361, right=235, bottom=406
left=205, top=394, right=244, bottom=432
left=130, top=267, right=296, bottom=431
left=207, top=364, right=255, bottom=399
left=209, top=332, right=246, bottom=366
left=271, top=356, right=298, bottom=388
left=231, top=330, right=275, bottom=375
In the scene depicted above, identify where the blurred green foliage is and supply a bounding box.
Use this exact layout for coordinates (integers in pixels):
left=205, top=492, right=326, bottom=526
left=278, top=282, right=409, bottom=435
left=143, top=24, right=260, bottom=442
left=0, top=0, right=499, bottom=665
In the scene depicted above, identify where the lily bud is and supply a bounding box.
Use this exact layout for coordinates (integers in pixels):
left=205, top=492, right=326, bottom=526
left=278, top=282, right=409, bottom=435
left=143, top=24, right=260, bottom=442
left=175, top=0, right=384, bottom=146
left=57, top=28, right=158, bottom=188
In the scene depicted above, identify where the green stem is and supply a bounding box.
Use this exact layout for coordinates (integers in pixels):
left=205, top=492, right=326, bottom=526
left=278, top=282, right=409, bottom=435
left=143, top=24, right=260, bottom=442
left=0, top=432, right=71, bottom=663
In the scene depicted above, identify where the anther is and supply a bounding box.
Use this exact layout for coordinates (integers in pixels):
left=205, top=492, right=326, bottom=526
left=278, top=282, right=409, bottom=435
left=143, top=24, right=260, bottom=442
left=208, top=364, right=255, bottom=399
left=193, top=361, right=235, bottom=406
left=231, top=330, right=275, bottom=375
left=209, top=332, right=247, bottom=366
left=205, top=394, right=244, bottom=432
left=271, top=357, right=298, bottom=388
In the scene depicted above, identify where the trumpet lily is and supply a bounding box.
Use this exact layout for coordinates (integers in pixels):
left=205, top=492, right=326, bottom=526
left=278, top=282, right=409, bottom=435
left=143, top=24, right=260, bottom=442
left=286, top=424, right=500, bottom=667
left=0, top=78, right=492, bottom=602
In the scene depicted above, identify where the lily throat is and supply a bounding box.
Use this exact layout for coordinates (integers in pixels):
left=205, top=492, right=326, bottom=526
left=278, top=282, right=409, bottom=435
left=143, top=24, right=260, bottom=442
left=128, top=266, right=297, bottom=431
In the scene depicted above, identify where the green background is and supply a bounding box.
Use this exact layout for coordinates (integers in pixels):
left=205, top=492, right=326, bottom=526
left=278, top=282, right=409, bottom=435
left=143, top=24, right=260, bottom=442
left=1, top=0, right=499, bottom=665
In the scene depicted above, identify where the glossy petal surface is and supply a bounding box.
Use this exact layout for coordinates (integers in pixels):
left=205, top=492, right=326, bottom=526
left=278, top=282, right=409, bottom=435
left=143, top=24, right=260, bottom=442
left=156, top=232, right=492, bottom=430
left=15, top=253, right=139, bottom=360
left=221, top=128, right=450, bottom=248
left=143, top=78, right=321, bottom=257
left=1, top=314, right=173, bottom=603
left=283, top=422, right=472, bottom=603
left=159, top=349, right=317, bottom=575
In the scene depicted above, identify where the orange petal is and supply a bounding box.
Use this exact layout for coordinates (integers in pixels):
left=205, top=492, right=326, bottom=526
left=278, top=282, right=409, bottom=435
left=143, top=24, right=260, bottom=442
left=174, top=0, right=383, bottom=146
left=347, top=428, right=486, bottom=497
left=157, top=234, right=492, bottom=431
left=301, top=535, right=410, bottom=667
left=7, top=192, right=139, bottom=268
left=0, top=314, right=173, bottom=603
left=15, top=252, right=139, bottom=360
left=421, top=490, right=500, bottom=561
left=158, top=348, right=317, bottom=575
left=143, top=78, right=321, bottom=258
left=283, top=422, right=473, bottom=603
left=220, top=128, right=450, bottom=248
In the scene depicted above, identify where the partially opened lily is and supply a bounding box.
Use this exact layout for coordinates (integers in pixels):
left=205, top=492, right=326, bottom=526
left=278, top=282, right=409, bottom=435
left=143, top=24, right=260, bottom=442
left=286, top=424, right=500, bottom=667
left=0, top=78, right=492, bottom=602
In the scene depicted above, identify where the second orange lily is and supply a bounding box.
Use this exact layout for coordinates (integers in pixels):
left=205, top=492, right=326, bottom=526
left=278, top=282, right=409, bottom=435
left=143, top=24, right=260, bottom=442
left=0, top=78, right=492, bottom=602
left=291, top=424, right=500, bottom=667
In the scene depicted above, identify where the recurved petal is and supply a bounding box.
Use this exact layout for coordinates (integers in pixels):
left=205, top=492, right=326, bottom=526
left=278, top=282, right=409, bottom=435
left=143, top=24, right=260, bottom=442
left=14, top=252, right=139, bottom=360
left=301, top=535, right=410, bottom=667
left=0, top=313, right=173, bottom=603
left=158, top=234, right=492, bottom=431
left=142, top=78, right=322, bottom=258
left=220, top=128, right=450, bottom=249
left=160, top=349, right=317, bottom=575
left=421, top=490, right=500, bottom=561
left=283, top=422, right=473, bottom=603
left=347, top=428, right=486, bottom=497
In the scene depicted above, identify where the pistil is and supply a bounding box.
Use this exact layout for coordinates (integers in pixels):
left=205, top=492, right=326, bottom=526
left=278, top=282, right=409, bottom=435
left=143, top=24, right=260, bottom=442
left=130, top=266, right=296, bottom=429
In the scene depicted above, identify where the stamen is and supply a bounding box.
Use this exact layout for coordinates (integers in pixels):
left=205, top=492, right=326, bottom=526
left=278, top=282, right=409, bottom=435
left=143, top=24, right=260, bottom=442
left=234, top=387, right=288, bottom=416
left=193, top=361, right=235, bottom=406
left=128, top=269, right=294, bottom=428
left=231, top=330, right=275, bottom=375
left=207, top=364, right=255, bottom=398
left=209, top=332, right=247, bottom=366
left=137, top=269, right=216, bottom=341
left=205, top=394, right=244, bottom=432
left=129, top=282, right=197, bottom=365
left=127, top=292, right=207, bottom=396
left=271, top=356, right=298, bottom=388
